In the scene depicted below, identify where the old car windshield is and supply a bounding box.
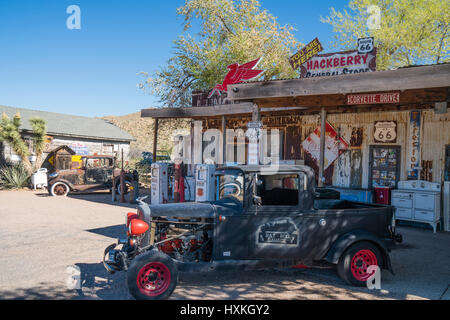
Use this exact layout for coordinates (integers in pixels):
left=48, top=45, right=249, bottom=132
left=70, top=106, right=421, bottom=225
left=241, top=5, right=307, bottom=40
left=217, top=170, right=244, bottom=203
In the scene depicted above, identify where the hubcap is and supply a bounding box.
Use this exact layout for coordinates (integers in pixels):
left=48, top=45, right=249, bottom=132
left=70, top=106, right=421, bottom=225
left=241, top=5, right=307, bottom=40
left=54, top=184, right=67, bottom=195
left=350, top=249, right=378, bottom=282
left=136, top=262, right=171, bottom=296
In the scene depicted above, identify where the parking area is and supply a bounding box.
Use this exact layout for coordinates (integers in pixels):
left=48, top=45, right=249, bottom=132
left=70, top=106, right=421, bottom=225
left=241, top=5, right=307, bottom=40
left=0, top=190, right=449, bottom=300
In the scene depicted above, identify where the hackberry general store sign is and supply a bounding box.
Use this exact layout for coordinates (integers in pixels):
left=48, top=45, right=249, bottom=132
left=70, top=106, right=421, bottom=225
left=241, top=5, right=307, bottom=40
left=299, top=49, right=377, bottom=78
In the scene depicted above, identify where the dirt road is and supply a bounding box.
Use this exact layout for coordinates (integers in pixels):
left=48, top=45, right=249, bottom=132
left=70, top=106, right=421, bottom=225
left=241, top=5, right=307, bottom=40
left=0, top=190, right=448, bottom=300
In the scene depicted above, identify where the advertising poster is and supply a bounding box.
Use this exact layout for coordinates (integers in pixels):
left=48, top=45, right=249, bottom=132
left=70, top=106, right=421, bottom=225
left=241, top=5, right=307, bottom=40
left=407, top=111, right=422, bottom=180
left=302, top=122, right=349, bottom=170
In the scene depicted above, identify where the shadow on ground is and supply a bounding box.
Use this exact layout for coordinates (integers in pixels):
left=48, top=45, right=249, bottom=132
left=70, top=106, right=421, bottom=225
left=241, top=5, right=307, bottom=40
left=0, top=264, right=411, bottom=300
left=33, top=190, right=151, bottom=209
left=86, top=224, right=126, bottom=239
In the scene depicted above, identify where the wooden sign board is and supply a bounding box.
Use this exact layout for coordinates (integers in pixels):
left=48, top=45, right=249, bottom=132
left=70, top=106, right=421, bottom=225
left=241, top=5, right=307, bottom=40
left=289, top=38, right=323, bottom=71
left=347, top=92, right=400, bottom=105
left=299, top=49, right=377, bottom=78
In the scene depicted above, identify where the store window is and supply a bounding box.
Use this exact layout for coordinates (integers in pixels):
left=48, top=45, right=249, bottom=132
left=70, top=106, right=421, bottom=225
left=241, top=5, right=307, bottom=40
left=368, top=146, right=401, bottom=189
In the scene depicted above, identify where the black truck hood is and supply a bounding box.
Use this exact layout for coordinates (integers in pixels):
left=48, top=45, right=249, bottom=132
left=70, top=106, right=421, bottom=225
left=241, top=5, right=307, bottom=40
left=148, top=198, right=243, bottom=219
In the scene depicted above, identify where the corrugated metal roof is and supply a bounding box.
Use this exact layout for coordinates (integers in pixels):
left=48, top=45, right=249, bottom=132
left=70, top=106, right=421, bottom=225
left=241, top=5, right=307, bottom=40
left=0, top=105, right=135, bottom=142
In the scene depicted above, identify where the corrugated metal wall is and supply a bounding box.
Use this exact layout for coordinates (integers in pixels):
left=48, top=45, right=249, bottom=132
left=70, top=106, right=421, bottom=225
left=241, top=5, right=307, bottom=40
left=292, top=110, right=450, bottom=188
left=201, top=108, right=450, bottom=187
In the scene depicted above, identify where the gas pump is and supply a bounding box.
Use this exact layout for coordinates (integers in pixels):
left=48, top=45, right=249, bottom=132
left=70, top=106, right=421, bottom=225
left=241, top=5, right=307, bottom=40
left=195, top=164, right=216, bottom=202
left=151, top=163, right=169, bottom=204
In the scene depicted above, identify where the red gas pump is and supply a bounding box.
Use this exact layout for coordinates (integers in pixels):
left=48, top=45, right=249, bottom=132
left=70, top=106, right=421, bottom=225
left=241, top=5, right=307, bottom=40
left=174, top=160, right=185, bottom=203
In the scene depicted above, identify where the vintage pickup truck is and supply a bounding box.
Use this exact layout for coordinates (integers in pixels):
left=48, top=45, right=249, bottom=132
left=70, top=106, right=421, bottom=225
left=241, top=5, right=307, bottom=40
left=103, top=165, right=402, bottom=300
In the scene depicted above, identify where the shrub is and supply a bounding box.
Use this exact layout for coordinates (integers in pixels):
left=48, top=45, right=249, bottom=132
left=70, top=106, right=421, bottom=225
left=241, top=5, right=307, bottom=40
left=0, top=163, right=30, bottom=190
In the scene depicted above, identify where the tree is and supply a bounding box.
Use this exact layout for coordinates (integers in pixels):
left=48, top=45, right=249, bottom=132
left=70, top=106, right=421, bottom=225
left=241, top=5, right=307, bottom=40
left=321, top=0, right=449, bottom=70
left=139, top=0, right=302, bottom=108
left=29, top=117, right=47, bottom=169
left=0, top=113, right=47, bottom=174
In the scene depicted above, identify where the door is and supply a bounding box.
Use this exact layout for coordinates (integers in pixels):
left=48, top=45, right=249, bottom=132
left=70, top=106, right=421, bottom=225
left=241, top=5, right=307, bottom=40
left=85, top=157, right=113, bottom=185
left=246, top=172, right=304, bottom=260
left=369, top=146, right=401, bottom=189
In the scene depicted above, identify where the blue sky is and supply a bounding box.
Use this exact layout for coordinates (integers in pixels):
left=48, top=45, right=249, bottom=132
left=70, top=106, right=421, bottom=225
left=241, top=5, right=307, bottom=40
left=0, top=0, right=349, bottom=117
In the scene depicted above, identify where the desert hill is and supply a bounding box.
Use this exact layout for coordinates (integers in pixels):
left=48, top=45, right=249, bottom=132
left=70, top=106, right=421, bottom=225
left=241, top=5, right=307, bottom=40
left=102, top=112, right=190, bottom=158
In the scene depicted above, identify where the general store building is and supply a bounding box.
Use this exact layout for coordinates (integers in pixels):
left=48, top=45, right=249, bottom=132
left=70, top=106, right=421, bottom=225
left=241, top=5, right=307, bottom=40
left=142, top=63, right=450, bottom=230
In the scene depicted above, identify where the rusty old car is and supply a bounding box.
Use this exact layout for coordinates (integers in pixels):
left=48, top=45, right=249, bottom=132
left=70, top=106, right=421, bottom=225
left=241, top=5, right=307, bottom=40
left=48, top=155, right=134, bottom=196
left=103, top=165, right=402, bottom=300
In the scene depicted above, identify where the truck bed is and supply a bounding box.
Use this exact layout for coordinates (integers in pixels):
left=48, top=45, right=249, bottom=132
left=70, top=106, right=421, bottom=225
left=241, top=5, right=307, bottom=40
left=314, top=199, right=388, bottom=210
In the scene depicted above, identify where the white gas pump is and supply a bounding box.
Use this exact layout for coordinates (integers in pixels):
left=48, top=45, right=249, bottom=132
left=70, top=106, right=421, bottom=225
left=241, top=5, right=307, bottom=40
left=151, top=163, right=169, bottom=204
left=195, top=164, right=216, bottom=202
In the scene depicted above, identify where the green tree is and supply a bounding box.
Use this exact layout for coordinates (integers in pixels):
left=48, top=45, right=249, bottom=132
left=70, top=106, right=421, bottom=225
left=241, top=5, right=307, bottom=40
left=0, top=113, right=48, bottom=174
left=139, top=0, right=302, bottom=108
left=321, top=0, right=449, bottom=70
left=29, top=117, right=47, bottom=169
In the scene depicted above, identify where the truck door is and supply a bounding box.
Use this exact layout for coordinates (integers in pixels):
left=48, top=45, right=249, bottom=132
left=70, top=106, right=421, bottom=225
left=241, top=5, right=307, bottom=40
left=85, top=158, right=113, bottom=185
left=246, top=172, right=305, bottom=260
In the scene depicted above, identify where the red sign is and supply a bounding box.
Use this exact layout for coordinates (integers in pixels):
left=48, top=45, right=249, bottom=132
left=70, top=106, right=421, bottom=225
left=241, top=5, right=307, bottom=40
left=208, top=58, right=264, bottom=98
left=347, top=92, right=400, bottom=105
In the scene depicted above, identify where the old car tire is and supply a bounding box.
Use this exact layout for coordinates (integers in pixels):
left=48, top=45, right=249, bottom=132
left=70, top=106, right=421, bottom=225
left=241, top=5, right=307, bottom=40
left=127, top=250, right=178, bottom=300
left=50, top=182, right=70, bottom=197
left=337, top=241, right=382, bottom=287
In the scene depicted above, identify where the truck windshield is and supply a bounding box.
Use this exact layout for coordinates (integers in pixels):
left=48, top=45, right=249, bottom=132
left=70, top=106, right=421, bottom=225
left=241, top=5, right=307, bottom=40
left=217, top=170, right=244, bottom=203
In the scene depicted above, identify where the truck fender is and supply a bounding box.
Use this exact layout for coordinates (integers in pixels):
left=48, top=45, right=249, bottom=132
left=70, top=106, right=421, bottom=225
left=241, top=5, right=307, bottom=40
left=324, top=230, right=394, bottom=275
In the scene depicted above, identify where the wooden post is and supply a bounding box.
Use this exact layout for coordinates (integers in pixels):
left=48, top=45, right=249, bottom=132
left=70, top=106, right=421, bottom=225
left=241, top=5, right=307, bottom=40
left=249, top=104, right=261, bottom=165
left=120, top=148, right=125, bottom=203
left=111, top=172, right=117, bottom=202
left=153, top=118, right=159, bottom=163
left=318, top=108, right=327, bottom=187
left=252, top=103, right=261, bottom=122
left=190, top=120, right=195, bottom=174
left=222, top=116, right=227, bottom=165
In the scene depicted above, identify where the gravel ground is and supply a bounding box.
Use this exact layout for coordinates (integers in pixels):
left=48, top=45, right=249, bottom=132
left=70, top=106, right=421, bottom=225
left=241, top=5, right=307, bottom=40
left=0, top=190, right=449, bottom=300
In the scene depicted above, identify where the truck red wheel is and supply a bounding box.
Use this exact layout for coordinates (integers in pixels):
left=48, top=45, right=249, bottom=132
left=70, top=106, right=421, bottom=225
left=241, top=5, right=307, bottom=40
left=337, top=241, right=382, bottom=287
left=136, top=262, right=171, bottom=296
left=127, top=251, right=178, bottom=300
left=350, top=249, right=378, bottom=282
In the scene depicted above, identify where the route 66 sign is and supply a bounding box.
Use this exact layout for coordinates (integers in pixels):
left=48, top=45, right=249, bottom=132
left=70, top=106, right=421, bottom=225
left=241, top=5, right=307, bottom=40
left=358, top=37, right=374, bottom=54
left=374, top=121, right=397, bottom=143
